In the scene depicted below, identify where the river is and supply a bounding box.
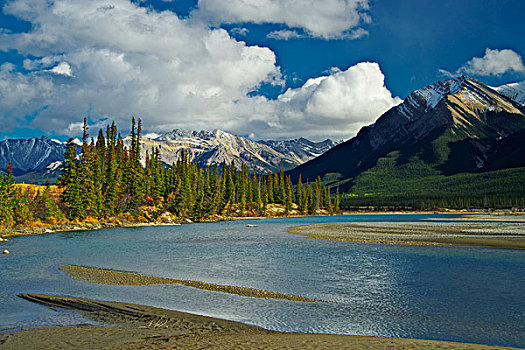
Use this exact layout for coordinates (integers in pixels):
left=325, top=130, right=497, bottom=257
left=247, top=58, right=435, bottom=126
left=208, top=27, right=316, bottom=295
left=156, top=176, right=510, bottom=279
left=0, top=214, right=523, bottom=347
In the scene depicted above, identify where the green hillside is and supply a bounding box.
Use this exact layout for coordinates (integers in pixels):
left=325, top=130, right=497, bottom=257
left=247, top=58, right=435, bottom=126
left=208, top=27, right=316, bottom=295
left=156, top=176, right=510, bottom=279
left=337, top=149, right=525, bottom=210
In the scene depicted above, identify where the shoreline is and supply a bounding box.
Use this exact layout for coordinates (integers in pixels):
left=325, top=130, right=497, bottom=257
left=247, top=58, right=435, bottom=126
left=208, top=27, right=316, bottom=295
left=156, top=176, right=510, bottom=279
left=1, top=294, right=520, bottom=350
left=287, top=215, right=525, bottom=250
left=1, top=209, right=500, bottom=240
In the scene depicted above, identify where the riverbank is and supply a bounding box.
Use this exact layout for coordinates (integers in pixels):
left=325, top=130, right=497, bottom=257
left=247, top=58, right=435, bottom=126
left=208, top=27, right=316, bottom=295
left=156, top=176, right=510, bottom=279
left=0, top=202, right=328, bottom=239
left=0, top=207, right=486, bottom=240
left=288, top=215, right=525, bottom=249
left=1, top=294, right=519, bottom=350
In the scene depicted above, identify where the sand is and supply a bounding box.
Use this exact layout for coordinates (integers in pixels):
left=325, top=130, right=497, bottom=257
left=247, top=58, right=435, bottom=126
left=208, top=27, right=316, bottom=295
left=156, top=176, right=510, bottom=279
left=59, top=265, right=326, bottom=303
left=0, top=294, right=518, bottom=350
left=288, top=216, right=525, bottom=249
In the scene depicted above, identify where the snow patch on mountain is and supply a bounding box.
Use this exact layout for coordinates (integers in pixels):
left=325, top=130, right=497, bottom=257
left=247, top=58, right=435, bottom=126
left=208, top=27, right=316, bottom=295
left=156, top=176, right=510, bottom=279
left=492, top=81, right=525, bottom=106
left=413, top=77, right=463, bottom=110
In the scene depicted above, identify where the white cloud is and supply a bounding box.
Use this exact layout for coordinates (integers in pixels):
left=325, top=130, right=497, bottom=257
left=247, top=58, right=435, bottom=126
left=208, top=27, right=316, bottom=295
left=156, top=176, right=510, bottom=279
left=0, top=0, right=397, bottom=141
left=457, top=48, right=525, bottom=77
left=194, top=0, right=370, bottom=39
left=230, top=27, right=249, bottom=37
left=252, top=62, right=402, bottom=140
left=48, top=62, right=73, bottom=76
left=438, top=68, right=455, bottom=78
left=0, top=0, right=280, bottom=136
left=267, top=29, right=304, bottom=40
left=346, top=27, right=368, bottom=40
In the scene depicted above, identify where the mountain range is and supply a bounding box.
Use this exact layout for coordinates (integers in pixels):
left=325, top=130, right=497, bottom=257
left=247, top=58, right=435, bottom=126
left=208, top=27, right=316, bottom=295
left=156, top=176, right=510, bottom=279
left=287, top=76, right=525, bottom=201
left=133, top=130, right=337, bottom=174
left=1, top=131, right=337, bottom=183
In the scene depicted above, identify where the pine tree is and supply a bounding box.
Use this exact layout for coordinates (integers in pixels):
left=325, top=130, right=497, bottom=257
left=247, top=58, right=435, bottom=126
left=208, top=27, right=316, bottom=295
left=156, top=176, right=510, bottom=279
left=78, top=119, right=97, bottom=218
left=126, top=117, right=145, bottom=212
left=296, top=174, right=305, bottom=212
left=267, top=174, right=274, bottom=203
left=0, top=162, right=15, bottom=229
left=307, top=184, right=315, bottom=214
left=334, top=187, right=341, bottom=213
left=58, top=138, right=83, bottom=219
left=285, top=176, right=293, bottom=215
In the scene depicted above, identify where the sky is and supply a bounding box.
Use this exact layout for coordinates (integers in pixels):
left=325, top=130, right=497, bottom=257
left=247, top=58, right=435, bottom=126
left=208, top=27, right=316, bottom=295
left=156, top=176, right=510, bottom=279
left=0, top=0, right=524, bottom=142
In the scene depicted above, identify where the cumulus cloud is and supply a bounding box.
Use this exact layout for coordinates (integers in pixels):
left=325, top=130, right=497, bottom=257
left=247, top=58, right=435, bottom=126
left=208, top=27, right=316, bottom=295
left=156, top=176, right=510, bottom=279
left=194, top=0, right=370, bottom=39
left=442, top=48, right=525, bottom=77
left=0, top=0, right=280, bottom=136
left=267, top=29, right=305, bottom=40
left=262, top=62, right=402, bottom=140
left=0, top=0, right=397, bottom=141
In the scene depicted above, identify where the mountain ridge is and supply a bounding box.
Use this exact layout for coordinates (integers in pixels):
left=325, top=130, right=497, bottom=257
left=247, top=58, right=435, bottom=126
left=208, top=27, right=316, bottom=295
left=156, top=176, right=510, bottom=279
left=287, top=76, right=525, bottom=196
left=1, top=131, right=337, bottom=183
left=135, top=129, right=338, bottom=174
left=0, top=136, right=66, bottom=176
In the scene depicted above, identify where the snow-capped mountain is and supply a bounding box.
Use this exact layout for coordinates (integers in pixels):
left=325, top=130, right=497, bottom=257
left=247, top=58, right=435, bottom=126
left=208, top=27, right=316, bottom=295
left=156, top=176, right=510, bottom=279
left=493, top=81, right=525, bottom=106
left=0, top=136, right=66, bottom=176
left=136, top=129, right=336, bottom=173
left=260, top=138, right=339, bottom=165
left=287, top=76, right=525, bottom=188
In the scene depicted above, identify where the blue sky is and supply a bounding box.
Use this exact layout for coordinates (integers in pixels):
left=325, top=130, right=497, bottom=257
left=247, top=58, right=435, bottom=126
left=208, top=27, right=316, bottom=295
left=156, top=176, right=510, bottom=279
left=0, top=0, right=524, bottom=141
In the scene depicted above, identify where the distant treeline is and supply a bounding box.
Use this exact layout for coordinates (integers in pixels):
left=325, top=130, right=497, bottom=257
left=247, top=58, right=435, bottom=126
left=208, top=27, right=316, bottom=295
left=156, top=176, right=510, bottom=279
left=341, top=194, right=525, bottom=211
left=0, top=118, right=339, bottom=231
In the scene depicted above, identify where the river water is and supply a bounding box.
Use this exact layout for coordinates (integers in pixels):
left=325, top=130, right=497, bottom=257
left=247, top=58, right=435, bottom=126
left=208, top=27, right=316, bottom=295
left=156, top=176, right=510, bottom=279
left=0, top=214, right=523, bottom=347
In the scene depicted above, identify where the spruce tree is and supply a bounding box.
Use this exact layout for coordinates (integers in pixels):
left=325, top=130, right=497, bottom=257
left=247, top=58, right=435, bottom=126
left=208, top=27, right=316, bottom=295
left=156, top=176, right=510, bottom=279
left=334, top=187, right=341, bottom=213
left=78, top=119, right=97, bottom=218
left=0, top=162, right=15, bottom=229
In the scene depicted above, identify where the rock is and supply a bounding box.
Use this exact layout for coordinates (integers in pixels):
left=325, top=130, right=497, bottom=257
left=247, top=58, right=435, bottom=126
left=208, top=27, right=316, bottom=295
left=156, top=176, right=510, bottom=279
left=158, top=212, right=173, bottom=224
left=3, top=249, right=9, bottom=255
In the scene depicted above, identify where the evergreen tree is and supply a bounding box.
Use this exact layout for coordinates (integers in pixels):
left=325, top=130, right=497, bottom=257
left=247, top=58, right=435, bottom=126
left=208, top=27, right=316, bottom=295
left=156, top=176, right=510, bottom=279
left=0, top=162, right=15, bottom=229
left=334, top=187, right=341, bottom=213
left=267, top=174, right=274, bottom=203
left=285, top=176, right=293, bottom=215
left=78, top=119, right=97, bottom=218
left=296, top=175, right=305, bottom=213
left=58, top=138, right=83, bottom=219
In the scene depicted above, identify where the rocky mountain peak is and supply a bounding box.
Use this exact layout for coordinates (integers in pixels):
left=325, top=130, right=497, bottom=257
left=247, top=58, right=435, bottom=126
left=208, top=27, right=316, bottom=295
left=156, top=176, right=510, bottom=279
left=368, top=75, right=524, bottom=149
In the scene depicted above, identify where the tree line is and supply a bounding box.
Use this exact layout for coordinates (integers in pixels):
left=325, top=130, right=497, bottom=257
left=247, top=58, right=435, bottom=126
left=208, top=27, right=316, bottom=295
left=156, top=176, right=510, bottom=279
left=0, top=118, right=339, bottom=230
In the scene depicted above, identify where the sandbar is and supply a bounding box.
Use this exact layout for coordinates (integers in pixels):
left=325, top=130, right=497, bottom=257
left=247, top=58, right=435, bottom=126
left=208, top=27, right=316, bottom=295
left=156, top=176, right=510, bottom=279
left=59, top=265, right=325, bottom=303
left=287, top=216, right=525, bottom=249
